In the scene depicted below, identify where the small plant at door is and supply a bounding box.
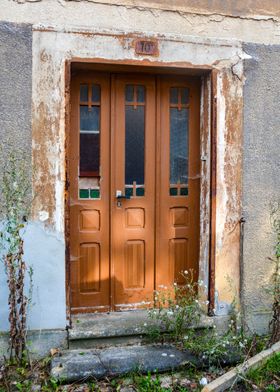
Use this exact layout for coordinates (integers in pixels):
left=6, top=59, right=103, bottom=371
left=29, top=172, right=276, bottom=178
left=145, top=269, right=254, bottom=367
left=183, top=318, right=250, bottom=367
left=0, top=144, right=33, bottom=363
left=146, top=270, right=206, bottom=342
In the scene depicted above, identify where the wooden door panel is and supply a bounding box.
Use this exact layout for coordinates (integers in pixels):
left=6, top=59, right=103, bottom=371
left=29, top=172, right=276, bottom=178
left=111, top=75, right=156, bottom=309
left=156, top=76, right=200, bottom=288
left=69, top=73, right=110, bottom=312
left=80, top=243, right=101, bottom=292
left=124, top=240, right=145, bottom=288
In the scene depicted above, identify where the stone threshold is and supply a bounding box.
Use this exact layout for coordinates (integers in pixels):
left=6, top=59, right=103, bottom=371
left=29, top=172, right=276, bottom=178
left=51, top=344, right=199, bottom=383
left=69, top=310, right=224, bottom=341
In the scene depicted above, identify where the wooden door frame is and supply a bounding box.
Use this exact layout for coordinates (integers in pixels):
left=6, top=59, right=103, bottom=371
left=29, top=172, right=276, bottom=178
left=64, top=60, right=214, bottom=324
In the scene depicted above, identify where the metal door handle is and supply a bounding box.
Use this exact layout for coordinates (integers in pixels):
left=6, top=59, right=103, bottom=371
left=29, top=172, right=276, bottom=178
left=116, top=195, right=130, bottom=200
left=115, top=190, right=130, bottom=200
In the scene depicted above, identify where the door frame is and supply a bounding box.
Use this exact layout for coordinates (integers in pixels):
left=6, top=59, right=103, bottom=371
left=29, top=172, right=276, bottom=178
left=65, top=60, right=214, bottom=323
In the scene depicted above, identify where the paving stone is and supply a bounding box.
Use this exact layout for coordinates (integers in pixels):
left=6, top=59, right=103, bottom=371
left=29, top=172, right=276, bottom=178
left=51, top=344, right=198, bottom=383
left=51, top=350, right=105, bottom=382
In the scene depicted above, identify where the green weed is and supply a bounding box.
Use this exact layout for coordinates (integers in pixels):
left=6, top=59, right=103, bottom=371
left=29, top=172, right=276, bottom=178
left=133, top=372, right=170, bottom=392
left=246, top=352, right=280, bottom=387
left=146, top=270, right=205, bottom=343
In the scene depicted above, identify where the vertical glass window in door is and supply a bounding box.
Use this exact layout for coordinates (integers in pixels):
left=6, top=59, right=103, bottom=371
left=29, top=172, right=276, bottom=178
left=169, top=87, right=189, bottom=196
left=79, top=83, right=101, bottom=199
left=125, top=85, right=145, bottom=197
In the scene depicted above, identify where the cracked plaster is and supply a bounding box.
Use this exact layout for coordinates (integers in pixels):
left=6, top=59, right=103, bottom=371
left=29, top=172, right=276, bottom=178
left=1, top=0, right=280, bottom=45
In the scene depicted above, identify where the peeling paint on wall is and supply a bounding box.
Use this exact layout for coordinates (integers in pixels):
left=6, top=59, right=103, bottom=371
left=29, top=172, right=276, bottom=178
left=214, top=66, right=243, bottom=314
left=1, top=0, right=280, bottom=45
left=198, top=75, right=211, bottom=303
left=10, top=0, right=280, bottom=20
left=32, top=33, right=66, bottom=233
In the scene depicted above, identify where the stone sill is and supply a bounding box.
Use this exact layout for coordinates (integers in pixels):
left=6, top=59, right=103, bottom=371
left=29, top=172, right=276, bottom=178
left=69, top=310, right=230, bottom=340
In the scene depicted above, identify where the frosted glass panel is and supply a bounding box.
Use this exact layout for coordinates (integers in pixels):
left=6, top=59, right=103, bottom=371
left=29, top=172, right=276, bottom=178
left=80, top=106, right=100, bottom=133
left=80, top=105, right=100, bottom=176
left=125, top=85, right=134, bottom=102
left=125, top=105, right=145, bottom=185
left=137, top=86, right=145, bottom=103
left=170, top=88, right=178, bottom=104
left=181, top=88, right=189, bottom=104
left=80, top=85, right=88, bottom=102
left=170, top=108, right=189, bottom=185
left=92, top=84, right=101, bottom=102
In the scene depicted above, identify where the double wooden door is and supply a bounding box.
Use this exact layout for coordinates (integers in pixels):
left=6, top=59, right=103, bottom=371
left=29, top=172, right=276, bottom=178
left=69, top=72, right=200, bottom=312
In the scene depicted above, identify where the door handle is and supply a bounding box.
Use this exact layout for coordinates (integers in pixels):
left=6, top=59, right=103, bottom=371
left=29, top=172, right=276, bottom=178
left=116, top=195, right=131, bottom=200
left=115, top=190, right=130, bottom=200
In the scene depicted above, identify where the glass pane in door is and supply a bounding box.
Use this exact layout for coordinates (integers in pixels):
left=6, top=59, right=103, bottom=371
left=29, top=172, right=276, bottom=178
left=79, top=83, right=101, bottom=199
left=125, top=85, right=145, bottom=197
left=169, top=87, right=189, bottom=196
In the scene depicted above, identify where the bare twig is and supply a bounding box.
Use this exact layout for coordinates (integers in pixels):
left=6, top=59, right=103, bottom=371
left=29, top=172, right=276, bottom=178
left=0, top=145, right=32, bottom=364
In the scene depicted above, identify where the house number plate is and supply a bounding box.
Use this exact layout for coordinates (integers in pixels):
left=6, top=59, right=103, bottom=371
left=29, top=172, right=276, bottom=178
left=135, top=39, right=158, bottom=56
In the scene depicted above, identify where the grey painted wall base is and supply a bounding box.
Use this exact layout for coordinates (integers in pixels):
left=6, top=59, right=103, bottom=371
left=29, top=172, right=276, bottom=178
left=245, top=311, right=272, bottom=337
left=0, top=222, right=67, bottom=332
left=0, top=315, right=231, bottom=359
left=0, top=330, right=67, bottom=360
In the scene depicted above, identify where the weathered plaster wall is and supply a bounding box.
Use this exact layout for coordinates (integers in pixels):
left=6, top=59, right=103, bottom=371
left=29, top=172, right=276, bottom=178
left=242, top=44, right=280, bottom=334
left=214, top=68, right=243, bottom=315
left=11, top=0, right=280, bottom=19
left=1, top=0, right=280, bottom=45
left=0, top=21, right=32, bottom=329
left=0, top=22, right=32, bottom=160
left=0, top=22, right=67, bottom=334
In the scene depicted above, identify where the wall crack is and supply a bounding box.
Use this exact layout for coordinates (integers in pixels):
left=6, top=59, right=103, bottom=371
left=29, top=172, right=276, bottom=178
left=12, top=0, right=280, bottom=25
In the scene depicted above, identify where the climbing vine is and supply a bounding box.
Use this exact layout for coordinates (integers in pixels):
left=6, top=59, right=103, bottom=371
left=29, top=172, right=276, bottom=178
left=0, top=146, right=33, bottom=363
left=269, top=202, right=280, bottom=345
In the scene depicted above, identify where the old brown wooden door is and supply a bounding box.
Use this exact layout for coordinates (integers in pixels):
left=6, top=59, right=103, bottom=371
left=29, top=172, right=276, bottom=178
left=69, top=72, right=200, bottom=313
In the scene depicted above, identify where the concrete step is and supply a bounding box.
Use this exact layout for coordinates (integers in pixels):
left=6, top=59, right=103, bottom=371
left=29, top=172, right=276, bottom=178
left=69, top=310, right=216, bottom=349
left=69, top=334, right=143, bottom=350
left=51, top=344, right=199, bottom=383
left=69, top=310, right=152, bottom=340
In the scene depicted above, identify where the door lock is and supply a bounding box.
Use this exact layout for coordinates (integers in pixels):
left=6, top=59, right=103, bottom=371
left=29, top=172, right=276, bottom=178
left=115, top=190, right=130, bottom=207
